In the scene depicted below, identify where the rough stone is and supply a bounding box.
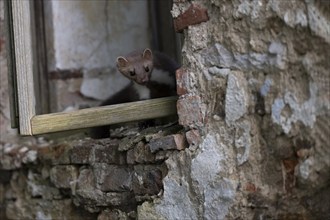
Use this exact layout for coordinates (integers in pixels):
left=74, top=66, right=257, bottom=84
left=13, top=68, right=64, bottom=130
left=74, top=168, right=134, bottom=209
left=148, top=134, right=188, bottom=153
left=70, top=142, right=93, bottom=164
left=176, top=68, right=189, bottom=95
left=208, top=66, right=230, bottom=78
left=6, top=199, right=97, bottom=220
left=118, top=129, right=151, bottom=152
left=225, top=71, right=249, bottom=126
left=306, top=2, right=330, bottom=44
left=92, top=139, right=124, bottom=164
left=68, top=139, right=124, bottom=165
left=21, top=149, right=38, bottom=164
left=191, top=134, right=238, bottom=220
left=154, top=150, right=172, bottom=162
left=177, top=95, right=205, bottom=127
left=271, top=82, right=319, bottom=134
left=234, top=120, right=252, bottom=165
left=93, top=164, right=133, bottom=192
left=173, top=4, right=209, bottom=32
left=127, top=141, right=155, bottom=164
left=97, top=209, right=130, bottom=220
left=26, top=170, right=61, bottom=200
left=132, top=165, right=163, bottom=196
left=38, top=144, right=71, bottom=165
left=50, top=165, right=78, bottom=189
left=138, top=151, right=199, bottom=220
left=185, top=129, right=201, bottom=147
left=203, top=42, right=288, bottom=71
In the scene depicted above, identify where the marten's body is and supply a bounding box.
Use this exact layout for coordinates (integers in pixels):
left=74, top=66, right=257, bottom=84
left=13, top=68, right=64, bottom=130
left=91, top=48, right=179, bottom=138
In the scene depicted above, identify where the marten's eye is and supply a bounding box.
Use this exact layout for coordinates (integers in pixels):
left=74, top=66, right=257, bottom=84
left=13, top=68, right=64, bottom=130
left=129, top=70, right=136, bottom=77
left=144, top=66, right=149, bottom=72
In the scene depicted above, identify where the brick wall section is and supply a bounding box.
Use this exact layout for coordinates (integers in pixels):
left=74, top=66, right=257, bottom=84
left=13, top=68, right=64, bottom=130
left=0, top=124, right=187, bottom=219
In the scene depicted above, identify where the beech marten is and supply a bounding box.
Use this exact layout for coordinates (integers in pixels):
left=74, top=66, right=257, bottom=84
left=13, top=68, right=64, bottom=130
left=91, top=48, right=179, bottom=138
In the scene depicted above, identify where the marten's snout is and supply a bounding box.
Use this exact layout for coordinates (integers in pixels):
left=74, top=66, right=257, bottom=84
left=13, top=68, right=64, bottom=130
left=140, top=76, right=149, bottom=84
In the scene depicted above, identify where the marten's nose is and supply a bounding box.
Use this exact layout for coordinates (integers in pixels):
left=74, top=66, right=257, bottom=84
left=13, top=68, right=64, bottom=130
left=141, top=77, right=149, bottom=83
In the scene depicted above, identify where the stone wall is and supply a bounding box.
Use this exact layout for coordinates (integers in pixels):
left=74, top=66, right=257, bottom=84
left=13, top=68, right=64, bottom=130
left=1, top=0, right=330, bottom=220
left=153, top=0, right=329, bottom=219
left=1, top=124, right=186, bottom=219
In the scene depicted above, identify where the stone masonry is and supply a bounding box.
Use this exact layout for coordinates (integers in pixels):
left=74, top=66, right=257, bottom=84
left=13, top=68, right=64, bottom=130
left=1, top=124, right=187, bottom=219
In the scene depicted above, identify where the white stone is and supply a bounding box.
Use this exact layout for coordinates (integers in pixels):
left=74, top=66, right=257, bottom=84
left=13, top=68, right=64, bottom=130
left=208, top=67, right=230, bottom=78
left=260, top=78, right=272, bottom=97
left=306, top=3, right=330, bottom=44
left=225, top=71, right=249, bottom=126
left=138, top=151, right=199, bottom=220
left=22, top=150, right=38, bottom=164
left=191, top=134, right=238, bottom=220
left=271, top=82, right=318, bottom=133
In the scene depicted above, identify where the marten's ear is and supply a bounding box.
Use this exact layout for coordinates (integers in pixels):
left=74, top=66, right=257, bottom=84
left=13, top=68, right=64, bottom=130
left=116, top=56, right=128, bottom=68
left=143, top=48, right=153, bottom=61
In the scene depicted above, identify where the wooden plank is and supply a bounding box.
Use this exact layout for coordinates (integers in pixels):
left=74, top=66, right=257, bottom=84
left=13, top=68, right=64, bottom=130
left=12, top=0, right=36, bottom=135
left=31, top=96, right=178, bottom=135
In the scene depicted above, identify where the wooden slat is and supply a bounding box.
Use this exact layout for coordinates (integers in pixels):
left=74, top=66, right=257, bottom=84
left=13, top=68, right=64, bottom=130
left=31, top=96, right=178, bottom=135
left=12, top=0, right=36, bottom=135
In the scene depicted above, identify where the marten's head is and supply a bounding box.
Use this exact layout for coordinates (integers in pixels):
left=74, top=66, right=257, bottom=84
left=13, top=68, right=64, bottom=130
left=116, top=48, right=154, bottom=85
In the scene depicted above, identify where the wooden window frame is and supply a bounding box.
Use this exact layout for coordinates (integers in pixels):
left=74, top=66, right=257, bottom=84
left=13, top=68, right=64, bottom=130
left=6, top=0, right=177, bottom=136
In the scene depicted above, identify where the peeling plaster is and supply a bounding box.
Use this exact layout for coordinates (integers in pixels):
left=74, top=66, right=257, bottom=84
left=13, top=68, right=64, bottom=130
left=260, top=78, right=272, bottom=97
left=235, top=120, right=251, bottom=166
left=225, top=72, right=248, bottom=126
left=191, top=134, right=238, bottom=220
left=306, top=1, right=330, bottom=44
left=204, top=42, right=287, bottom=71
left=151, top=152, right=199, bottom=220
left=271, top=82, right=318, bottom=133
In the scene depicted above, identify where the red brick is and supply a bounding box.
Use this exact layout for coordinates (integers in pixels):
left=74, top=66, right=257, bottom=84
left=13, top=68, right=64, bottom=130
left=174, top=4, right=209, bottom=32
left=244, top=182, right=257, bottom=192
left=176, top=68, right=189, bottom=96
left=282, top=159, right=298, bottom=172
left=177, top=95, right=204, bottom=127
left=185, top=129, right=201, bottom=146
left=282, top=159, right=298, bottom=193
